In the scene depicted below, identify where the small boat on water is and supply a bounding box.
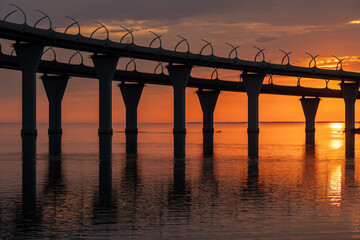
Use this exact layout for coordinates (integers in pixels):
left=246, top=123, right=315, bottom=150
left=352, top=128, right=360, bottom=133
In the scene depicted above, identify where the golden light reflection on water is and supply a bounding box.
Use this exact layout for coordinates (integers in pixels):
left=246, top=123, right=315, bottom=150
left=327, top=165, right=342, bottom=206
left=2, top=122, right=360, bottom=238
left=329, top=123, right=344, bottom=150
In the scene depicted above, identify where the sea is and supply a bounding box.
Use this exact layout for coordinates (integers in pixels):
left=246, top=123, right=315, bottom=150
left=1, top=122, right=360, bottom=239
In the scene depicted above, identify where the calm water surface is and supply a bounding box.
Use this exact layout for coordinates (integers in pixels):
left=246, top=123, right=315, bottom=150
left=1, top=122, right=360, bottom=239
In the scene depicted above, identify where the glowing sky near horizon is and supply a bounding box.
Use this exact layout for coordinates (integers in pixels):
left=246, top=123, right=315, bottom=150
left=0, top=0, right=360, bottom=123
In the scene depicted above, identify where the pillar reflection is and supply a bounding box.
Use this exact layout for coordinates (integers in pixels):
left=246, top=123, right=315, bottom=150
left=168, top=157, right=191, bottom=218
left=200, top=156, right=218, bottom=201
left=305, top=131, right=315, bottom=156
left=93, top=135, right=117, bottom=224
left=18, top=135, right=42, bottom=233
left=43, top=154, right=65, bottom=196
left=22, top=135, right=37, bottom=213
left=345, top=132, right=355, bottom=159
left=247, top=158, right=259, bottom=191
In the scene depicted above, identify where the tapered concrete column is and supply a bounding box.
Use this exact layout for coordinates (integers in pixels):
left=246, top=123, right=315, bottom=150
left=41, top=75, right=68, bottom=134
left=300, top=97, right=320, bottom=132
left=340, top=82, right=360, bottom=133
left=92, top=54, right=119, bottom=135
left=14, top=43, right=44, bottom=136
left=196, top=89, right=220, bottom=133
left=119, top=82, right=144, bottom=133
left=242, top=73, right=264, bottom=133
left=242, top=73, right=264, bottom=159
left=167, top=64, right=192, bottom=134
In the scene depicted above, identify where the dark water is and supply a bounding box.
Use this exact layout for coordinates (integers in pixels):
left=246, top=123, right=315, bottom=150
left=1, top=122, right=360, bottom=239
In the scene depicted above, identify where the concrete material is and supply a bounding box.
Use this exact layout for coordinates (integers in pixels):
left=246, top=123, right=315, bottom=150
left=92, top=54, right=119, bottom=135
left=15, top=43, right=44, bottom=136
left=242, top=73, right=264, bottom=159
left=119, top=82, right=144, bottom=133
left=300, top=97, right=320, bottom=132
left=41, top=74, right=68, bottom=135
left=196, top=89, right=220, bottom=133
left=340, top=82, right=360, bottom=133
left=167, top=64, right=192, bottom=134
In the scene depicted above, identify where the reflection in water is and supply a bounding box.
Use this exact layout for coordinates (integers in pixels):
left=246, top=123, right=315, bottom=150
left=118, top=152, right=141, bottom=231
left=43, top=155, right=65, bottom=197
left=328, top=165, right=342, bottom=206
left=126, top=133, right=138, bottom=154
left=248, top=132, right=258, bottom=159
left=168, top=157, right=191, bottom=224
left=49, top=134, right=61, bottom=156
left=174, top=133, right=185, bottom=159
left=15, top=136, right=42, bottom=238
left=3, top=123, right=360, bottom=238
left=21, top=136, right=37, bottom=213
left=305, top=132, right=315, bottom=155
left=247, top=158, right=259, bottom=191
left=303, top=132, right=317, bottom=190
left=203, top=132, right=214, bottom=156
left=93, top=135, right=117, bottom=224
left=329, top=123, right=344, bottom=150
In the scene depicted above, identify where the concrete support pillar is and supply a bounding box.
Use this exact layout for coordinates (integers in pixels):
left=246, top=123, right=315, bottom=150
left=196, top=89, right=220, bottom=133
left=300, top=97, right=320, bottom=132
left=203, top=132, right=214, bottom=156
left=14, top=43, right=44, bottom=136
left=242, top=72, right=264, bottom=158
left=126, top=133, right=138, bottom=154
left=167, top=64, right=192, bottom=134
left=119, top=82, right=144, bottom=133
left=174, top=133, right=186, bottom=159
left=340, top=82, right=360, bottom=133
left=92, top=54, right=119, bottom=135
left=41, top=75, right=68, bottom=134
left=242, top=73, right=264, bottom=133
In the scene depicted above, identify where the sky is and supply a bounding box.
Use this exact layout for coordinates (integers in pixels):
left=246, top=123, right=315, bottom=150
left=0, top=0, right=360, bottom=123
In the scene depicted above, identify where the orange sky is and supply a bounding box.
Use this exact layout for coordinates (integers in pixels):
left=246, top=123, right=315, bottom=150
left=0, top=1, right=360, bottom=124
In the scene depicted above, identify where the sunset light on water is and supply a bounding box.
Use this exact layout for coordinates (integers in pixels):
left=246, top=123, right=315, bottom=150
left=1, top=0, right=360, bottom=239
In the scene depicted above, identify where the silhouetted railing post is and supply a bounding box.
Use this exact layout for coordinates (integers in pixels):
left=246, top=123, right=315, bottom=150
left=340, top=81, right=359, bottom=133
left=242, top=72, right=265, bottom=158
left=92, top=54, right=119, bottom=135
left=14, top=42, right=44, bottom=136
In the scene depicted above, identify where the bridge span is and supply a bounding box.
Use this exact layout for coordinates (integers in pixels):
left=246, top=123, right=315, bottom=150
left=0, top=19, right=359, bottom=158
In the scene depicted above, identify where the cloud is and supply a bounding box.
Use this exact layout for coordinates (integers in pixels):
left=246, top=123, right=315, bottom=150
left=255, top=36, right=279, bottom=43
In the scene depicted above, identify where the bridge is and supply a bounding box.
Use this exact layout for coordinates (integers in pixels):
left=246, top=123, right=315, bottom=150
left=0, top=8, right=359, bottom=158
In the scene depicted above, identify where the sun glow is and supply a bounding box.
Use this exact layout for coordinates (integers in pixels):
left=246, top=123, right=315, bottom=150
left=349, top=20, right=360, bottom=24
left=330, top=123, right=344, bottom=130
